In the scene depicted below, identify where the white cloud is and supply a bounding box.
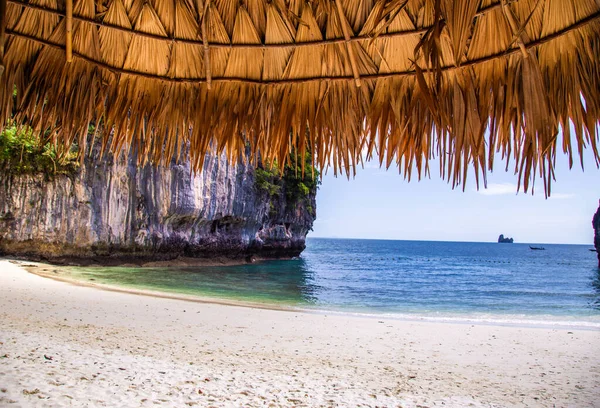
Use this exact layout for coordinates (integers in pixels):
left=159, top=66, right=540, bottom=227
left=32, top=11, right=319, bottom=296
left=548, top=193, right=574, bottom=200
left=361, top=160, right=382, bottom=170
left=477, top=182, right=518, bottom=196
left=475, top=183, right=575, bottom=199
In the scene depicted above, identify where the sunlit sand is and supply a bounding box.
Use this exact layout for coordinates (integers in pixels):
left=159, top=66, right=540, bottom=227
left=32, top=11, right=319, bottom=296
left=1, top=259, right=598, bottom=407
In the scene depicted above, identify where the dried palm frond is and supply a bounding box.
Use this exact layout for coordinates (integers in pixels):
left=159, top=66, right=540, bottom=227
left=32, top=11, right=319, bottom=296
left=1, top=0, right=599, bottom=196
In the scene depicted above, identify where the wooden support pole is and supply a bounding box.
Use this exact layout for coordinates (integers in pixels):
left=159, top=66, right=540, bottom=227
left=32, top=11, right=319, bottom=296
left=334, top=0, right=361, bottom=88
left=66, top=0, right=72, bottom=62
left=201, top=0, right=212, bottom=90
left=0, top=0, right=7, bottom=76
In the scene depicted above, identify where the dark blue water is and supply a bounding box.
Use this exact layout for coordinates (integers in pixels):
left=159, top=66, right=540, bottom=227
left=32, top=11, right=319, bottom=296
left=302, top=239, right=600, bottom=321
left=66, top=238, right=600, bottom=327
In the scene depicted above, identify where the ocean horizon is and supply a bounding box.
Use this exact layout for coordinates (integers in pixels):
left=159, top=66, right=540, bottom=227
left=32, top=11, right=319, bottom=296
left=61, top=238, right=600, bottom=329
left=308, top=236, right=594, bottom=246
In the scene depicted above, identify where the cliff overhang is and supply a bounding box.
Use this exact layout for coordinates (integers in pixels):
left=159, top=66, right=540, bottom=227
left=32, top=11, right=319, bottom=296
left=0, top=134, right=317, bottom=266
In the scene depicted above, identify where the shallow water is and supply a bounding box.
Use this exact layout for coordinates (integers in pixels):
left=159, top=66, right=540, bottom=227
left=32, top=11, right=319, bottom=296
left=64, top=238, right=600, bottom=327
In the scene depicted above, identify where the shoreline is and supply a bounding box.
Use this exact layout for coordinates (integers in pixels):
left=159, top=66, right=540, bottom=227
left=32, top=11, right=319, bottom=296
left=15, top=258, right=600, bottom=332
left=1, top=259, right=599, bottom=407
left=0, top=252, right=274, bottom=268
left=18, top=259, right=298, bottom=313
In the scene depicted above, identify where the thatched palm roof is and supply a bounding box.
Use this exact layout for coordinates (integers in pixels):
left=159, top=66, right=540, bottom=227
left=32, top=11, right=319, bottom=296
left=0, top=0, right=599, bottom=194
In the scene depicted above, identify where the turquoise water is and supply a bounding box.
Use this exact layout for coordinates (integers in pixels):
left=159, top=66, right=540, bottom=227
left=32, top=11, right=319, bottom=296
left=65, top=238, right=600, bottom=326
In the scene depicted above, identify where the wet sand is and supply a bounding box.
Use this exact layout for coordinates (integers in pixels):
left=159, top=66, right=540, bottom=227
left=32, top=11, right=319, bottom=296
left=1, top=259, right=599, bottom=407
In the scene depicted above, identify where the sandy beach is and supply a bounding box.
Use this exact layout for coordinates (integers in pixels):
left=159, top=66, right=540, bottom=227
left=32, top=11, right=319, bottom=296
left=1, top=259, right=599, bottom=407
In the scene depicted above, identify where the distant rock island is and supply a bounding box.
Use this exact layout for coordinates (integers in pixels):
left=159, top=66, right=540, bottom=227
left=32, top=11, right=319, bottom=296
left=498, top=234, right=514, bottom=243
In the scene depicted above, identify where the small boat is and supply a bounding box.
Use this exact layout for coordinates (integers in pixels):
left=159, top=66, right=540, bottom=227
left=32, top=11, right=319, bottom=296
left=590, top=248, right=598, bottom=252
left=529, top=246, right=546, bottom=251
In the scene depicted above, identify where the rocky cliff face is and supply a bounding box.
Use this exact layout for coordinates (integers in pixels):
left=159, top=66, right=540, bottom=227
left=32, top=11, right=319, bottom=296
left=0, top=148, right=316, bottom=265
left=594, top=201, right=600, bottom=268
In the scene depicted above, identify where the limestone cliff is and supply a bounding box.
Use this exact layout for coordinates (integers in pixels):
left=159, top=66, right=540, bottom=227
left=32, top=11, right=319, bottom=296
left=593, top=201, right=600, bottom=268
left=0, top=147, right=317, bottom=265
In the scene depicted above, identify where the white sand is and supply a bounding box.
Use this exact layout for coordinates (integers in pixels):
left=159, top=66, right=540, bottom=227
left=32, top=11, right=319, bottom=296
left=0, top=259, right=599, bottom=407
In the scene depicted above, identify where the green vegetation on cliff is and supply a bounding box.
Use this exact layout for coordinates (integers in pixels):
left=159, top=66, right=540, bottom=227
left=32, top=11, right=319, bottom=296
left=0, top=124, right=79, bottom=177
left=255, top=166, right=282, bottom=198
left=254, top=152, right=319, bottom=214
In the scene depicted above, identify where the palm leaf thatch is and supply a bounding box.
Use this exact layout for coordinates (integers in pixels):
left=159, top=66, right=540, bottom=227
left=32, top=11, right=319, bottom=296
left=1, top=0, right=599, bottom=195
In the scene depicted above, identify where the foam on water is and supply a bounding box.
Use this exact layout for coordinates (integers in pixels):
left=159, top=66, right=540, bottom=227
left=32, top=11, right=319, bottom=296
left=293, top=307, right=600, bottom=330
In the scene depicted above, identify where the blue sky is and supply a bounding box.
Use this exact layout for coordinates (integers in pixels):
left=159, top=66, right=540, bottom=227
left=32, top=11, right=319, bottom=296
left=309, top=141, right=600, bottom=245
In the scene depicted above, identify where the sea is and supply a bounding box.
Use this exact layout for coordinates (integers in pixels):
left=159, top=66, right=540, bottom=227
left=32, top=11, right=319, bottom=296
left=63, top=238, right=600, bottom=329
